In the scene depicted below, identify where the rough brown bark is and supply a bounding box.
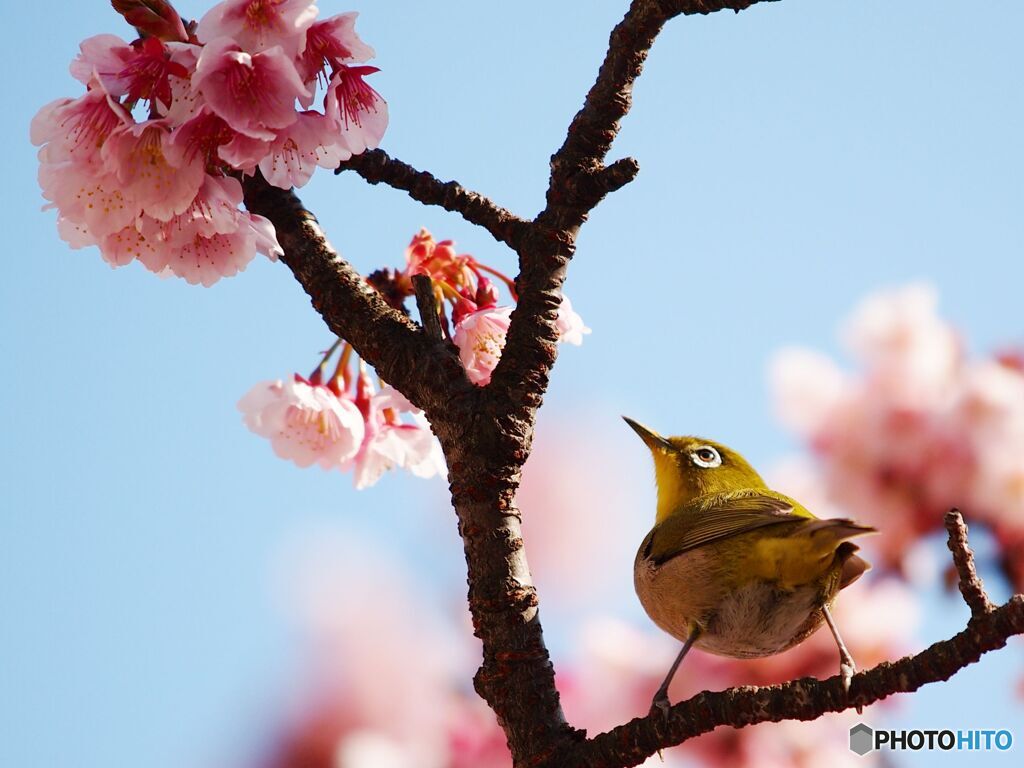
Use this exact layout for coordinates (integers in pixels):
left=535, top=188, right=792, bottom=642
left=239, top=1, right=1024, bottom=767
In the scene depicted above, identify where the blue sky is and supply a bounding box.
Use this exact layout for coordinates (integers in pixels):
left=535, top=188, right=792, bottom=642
left=2, top=1, right=1022, bottom=766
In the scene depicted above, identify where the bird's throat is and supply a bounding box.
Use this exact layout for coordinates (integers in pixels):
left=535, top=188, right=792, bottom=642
left=653, top=451, right=693, bottom=523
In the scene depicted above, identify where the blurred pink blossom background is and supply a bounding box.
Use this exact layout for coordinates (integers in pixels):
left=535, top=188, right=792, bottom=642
left=244, top=282, right=1021, bottom=767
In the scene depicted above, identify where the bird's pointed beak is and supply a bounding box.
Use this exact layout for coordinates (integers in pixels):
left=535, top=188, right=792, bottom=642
left=622, top=416, right=674, bottom=452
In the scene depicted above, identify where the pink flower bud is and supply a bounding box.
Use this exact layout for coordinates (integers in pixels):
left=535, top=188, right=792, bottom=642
left=451, top=298, right=479, bottom=326
left=475, top=276, right=499, bottom=308
left=111, top=0, right=188, bottom=43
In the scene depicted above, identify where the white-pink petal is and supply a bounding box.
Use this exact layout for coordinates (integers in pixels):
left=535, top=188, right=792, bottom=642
left=31, top=86, right=131, bottom=170
left=769, top=347, right=851, bottom=436
left=99, top=226, right=158, bottom=268
left=193, top=38, right=310, bottom=140
left=55, top=215, right=98, bottom=250
left=296, top=12, right=375, bottom=85
left=453, top=305, right=513, bottom=386
left=324, top=65, right=388, bottom=154
left=555, top=294, right=591, bottom=345
left=101, top=121, right=206, bottom=222
left=69, top=34, right=134, bottom=93
left=258, top=110, right=351, bottom=188
left=238, top=377, right=365, bottom=469
left=247, top=213, right=283, bottom=260
left=38, top=161, right=137, bottom=239
left=197, top=0, right=319, bottom=58
left=842, top=282, right=961, bottom=406
left=143, top=220, right=256, bottom=286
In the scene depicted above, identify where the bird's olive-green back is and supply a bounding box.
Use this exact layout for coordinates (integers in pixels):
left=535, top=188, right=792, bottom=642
left=640, top=488, right=814, bottom=565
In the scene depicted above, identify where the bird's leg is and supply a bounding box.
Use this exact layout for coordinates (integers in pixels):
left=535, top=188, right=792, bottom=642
left=650, top=626, right=701, bottom=718
left=821, top=603, right=861, bottom=714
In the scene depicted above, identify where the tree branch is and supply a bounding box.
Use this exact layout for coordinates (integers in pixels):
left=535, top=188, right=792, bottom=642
left=412, top=274, right=443, bottom=342
left=335, top=149, right=530, bottom=250
left=945, top=508, right=996, bottom=619
left=567, top=510, right=1023, bottom=768
left=488, top=0, right=777, bottom=415
left=457, top=3, right=781, bottom=765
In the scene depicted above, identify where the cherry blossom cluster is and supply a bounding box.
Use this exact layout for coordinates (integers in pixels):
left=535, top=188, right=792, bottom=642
left=31, top=0, right=386, bottom=286
left=238, top=229, right=589, bottom=483
left=771, top=283, right=1024, bottom=589
left=381, top=228, right=590, bottom=385
left=239, top=340, right=445, bottom=488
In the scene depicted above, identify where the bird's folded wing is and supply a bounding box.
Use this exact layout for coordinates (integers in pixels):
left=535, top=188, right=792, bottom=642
left=644, top=492, right=807, bottom=566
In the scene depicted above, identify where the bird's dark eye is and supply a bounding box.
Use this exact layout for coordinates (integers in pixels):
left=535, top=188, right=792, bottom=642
left=690, top=446, right=722, bottom=468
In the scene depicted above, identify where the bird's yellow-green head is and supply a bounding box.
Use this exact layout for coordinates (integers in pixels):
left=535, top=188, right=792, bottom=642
left=624, top=417, right=767, bottom=522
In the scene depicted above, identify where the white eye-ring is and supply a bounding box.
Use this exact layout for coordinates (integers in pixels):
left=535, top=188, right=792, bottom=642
left=690, top=445, right=722, bottom=468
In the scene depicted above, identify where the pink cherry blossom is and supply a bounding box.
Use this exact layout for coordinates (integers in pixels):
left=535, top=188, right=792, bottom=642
left=137, top=202, right=281, bottom=286
left=555, top=294, right=590, bottom=345
left=238, top=375, right=364, bottom=469
left=31, top=85, right=131, bottom=170
left=323, top=65, right=387, bottom=154
left=101, top=120, right=206, bottom=221
left=258, top=110, right=351, bottom=189
left=352, top=384, right=446, bottom=489
left=453, top=305, right=513, bottom=386
left=161, top=46, right=206, bottom=124
left=38, top=5, right=388, bottom=286
left=197, top=0, right=319, bottom=59
left=55, top=216, right=98, bottom=250
left=772, top=283, right=1024, bottom=588
left=73, top=36, right=194, bottom=111
left=154, top=173, right=250, bottom=242
left=98, top=225, right=160, bottom=268
left=769, top=347, right=850, bottom=436
left=953, top=361, right=1024, bottom=521
left=69, top=34, right=135, bottom=93
left=296, top=12, right=375, bottom=85
left=192, top=37, right=310, bottom=140
left=842, top=282, right=961, bottom=407
left=38, top=162, right=137, bottom=241
left=165, top=107, right=236, bottom=168
left=109, top=0, right=189, bottom=43
left=120, top=38, right=196, bottom=110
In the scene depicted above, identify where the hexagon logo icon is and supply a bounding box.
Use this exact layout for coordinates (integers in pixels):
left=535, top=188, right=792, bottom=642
left=849, top=723, right=874, bottom=756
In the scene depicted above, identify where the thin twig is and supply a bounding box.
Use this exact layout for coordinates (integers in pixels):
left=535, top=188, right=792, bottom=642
left=412, top=273, right=443, bottom=342
left=489, top=0, right=777, bottom=403
left=945, top=508, right=996, bottom=620
left=336, top=149, right=530, bottom=249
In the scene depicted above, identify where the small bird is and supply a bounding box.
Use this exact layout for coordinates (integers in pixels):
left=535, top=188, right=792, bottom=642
left=625, top=417, right=874, bottom=716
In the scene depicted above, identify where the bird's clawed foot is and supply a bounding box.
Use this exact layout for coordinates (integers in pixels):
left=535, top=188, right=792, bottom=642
left=839, top=649, right=862, bottom=714
left=839, top=651, right=856, bottom=691
left=823, top=603, right=862, bottom=714
left=649, top=688, right=672, bottom=719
